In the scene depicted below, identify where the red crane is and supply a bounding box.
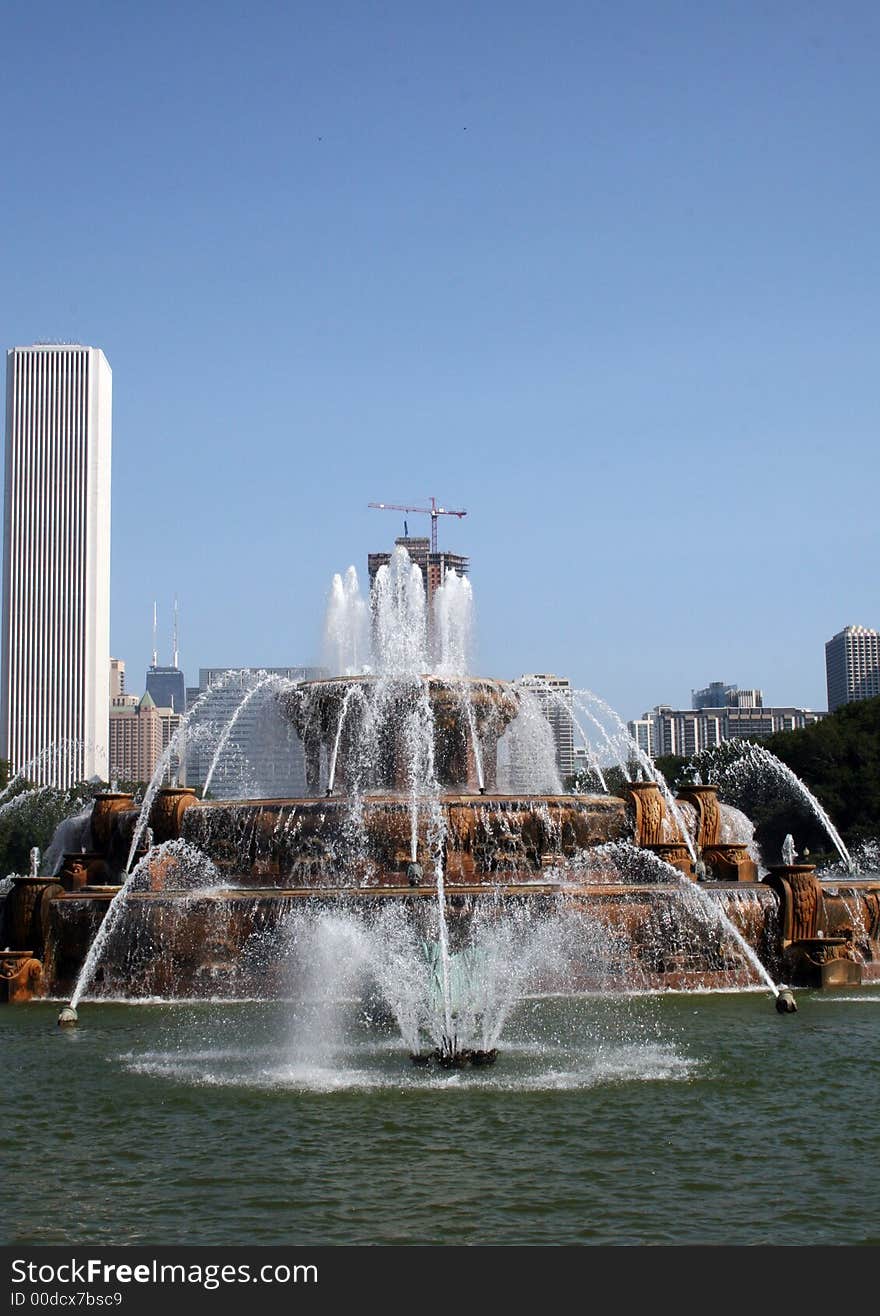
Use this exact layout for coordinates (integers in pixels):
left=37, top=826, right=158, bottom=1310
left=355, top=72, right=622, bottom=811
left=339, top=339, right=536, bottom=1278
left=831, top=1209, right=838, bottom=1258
left=368, top=497, right=467, bottom=554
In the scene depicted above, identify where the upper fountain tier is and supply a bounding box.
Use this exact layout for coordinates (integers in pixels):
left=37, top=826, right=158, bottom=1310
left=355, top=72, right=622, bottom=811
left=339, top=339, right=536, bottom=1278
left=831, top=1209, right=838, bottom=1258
left=280, top=675, right=520, bottom=793
left=295, top=544, right=525, bottom=792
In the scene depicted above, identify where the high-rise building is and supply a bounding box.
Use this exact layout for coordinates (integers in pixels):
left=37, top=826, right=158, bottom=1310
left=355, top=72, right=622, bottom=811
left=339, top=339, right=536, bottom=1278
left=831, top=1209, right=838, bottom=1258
left=692, top=682, right=763, bottom=711
left=518, top=673, right=576, bottom=779
left=109, top=689, right=181, bottom=785
left=825, top=626, right=880, bottom=712
left=368, top=536, right=469, bottom=602
left=110, top=658, right=126, bottom=701
left=146, top=665, right=186, bottom=714
left=1, top=345, right=112, bottom=786
left=629, top=703, right=824, bottom=759
left=145, top=598, right=186, bottom=712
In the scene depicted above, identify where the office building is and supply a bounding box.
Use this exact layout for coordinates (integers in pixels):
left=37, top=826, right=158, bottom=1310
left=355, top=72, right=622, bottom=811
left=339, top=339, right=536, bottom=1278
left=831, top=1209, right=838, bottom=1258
left=825, top=626, right=880, bottom=712
left=692, top=683, right=763, bottom=711
left=145, top=599, right=186, bottom=712
left=110, top=658, right=126, bottom=701
left=629, top=703, right=824, bottom=759
left=1, top=345, right=111, bottom=786
left=518, top=673, right=576, bottom=779
left=146, top=665, right=186, bottom=714
left=186, top=666, right=325, bottom=798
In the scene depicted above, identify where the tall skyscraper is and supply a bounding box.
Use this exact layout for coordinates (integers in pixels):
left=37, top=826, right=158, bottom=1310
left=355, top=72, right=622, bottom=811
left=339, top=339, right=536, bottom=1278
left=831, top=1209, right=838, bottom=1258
left=1, top=344, right=112, bottom=786
left=825, top=625, right=880, bottom=712
left=145, top=600, right=186, bottom=713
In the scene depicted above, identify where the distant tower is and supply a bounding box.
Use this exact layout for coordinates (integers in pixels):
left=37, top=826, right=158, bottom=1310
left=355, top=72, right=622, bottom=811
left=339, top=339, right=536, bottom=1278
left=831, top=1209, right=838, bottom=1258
left=145, top=599, right=187, bottom=713
left=110, top=658, right=126, bottom=701
left=1, top=345, right=112, bottom=786
left=825, top=625, right=880, bottom=712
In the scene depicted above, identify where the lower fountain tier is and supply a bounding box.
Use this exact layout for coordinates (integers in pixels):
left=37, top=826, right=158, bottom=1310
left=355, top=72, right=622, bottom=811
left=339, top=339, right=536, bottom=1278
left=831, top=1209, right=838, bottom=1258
left=42, top=881, right=786, bottom=999
left=97, top=793, right=631, bottom=887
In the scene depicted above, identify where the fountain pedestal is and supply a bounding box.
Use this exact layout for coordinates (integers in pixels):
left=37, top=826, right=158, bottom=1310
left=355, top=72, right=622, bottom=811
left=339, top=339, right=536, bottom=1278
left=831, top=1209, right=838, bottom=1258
left=626, top=782, right=667, bottom=846
left=763, top=863, right=863, bottom=987
left=4, top=878, right=65, bottom=960
left=701, top=844, right=758, bottom=883
left=787, top=937, right=862, bottom=989
left=677, top=784, right=721, bottom=848
left=57, top=852, right=112, bottom=891
left=282, top=676, right=519, bottom=793
left=643, top=842, right=694, bottom=878
left=91, top=792, right=135, bottom=851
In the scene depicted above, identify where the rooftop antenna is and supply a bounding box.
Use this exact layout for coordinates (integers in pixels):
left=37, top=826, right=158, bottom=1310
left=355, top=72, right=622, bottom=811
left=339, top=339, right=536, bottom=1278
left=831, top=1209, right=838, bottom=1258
left=151, top=602, right=158, bottom=669
left=172, top=597, right=179, bottom=669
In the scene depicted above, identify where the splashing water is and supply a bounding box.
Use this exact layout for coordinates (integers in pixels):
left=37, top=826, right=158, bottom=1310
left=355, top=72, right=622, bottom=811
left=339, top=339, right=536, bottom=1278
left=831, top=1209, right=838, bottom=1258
left=70, top=841, right=222, bottom=1008
left=202, top=673, right=293, bottom=797
left=698, top=742, right=854, bottom=872
left=324, top=566, right=369, bottom=676
left=372, top=547, right=429, bottom=677
left=433, top=569, right=473, bottom=676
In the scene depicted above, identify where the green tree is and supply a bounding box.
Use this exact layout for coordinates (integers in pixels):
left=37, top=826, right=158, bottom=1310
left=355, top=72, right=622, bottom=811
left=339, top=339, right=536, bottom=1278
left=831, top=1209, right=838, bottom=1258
left=0, top=778, right=106, bottom=877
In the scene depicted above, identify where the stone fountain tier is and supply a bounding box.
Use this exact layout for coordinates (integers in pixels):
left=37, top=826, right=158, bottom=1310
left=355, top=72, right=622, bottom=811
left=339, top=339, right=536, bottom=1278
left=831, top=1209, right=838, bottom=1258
left=21, top=865, right=880, bottom=1001
left=278, top=675, right=520, bottom=792
left=40, top=881, right=784, bottom=1000
left=96, top=791, right=630, bottom=887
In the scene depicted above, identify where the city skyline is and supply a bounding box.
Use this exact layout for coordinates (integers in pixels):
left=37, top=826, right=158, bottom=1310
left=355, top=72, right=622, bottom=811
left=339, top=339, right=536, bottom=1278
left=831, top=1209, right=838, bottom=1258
left=2, top=6, right=878, bottom=721
left=110, top=572, right=856, bottom=721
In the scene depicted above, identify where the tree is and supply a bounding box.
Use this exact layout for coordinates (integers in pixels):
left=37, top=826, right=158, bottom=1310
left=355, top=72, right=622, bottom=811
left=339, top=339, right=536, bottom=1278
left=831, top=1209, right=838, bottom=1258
left=0, top=778, right=107, bottom=878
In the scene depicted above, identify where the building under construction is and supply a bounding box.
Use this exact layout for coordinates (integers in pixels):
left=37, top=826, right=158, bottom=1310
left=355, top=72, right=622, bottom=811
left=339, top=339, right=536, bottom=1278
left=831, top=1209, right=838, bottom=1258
left=368, top=536, right=469, bottom=601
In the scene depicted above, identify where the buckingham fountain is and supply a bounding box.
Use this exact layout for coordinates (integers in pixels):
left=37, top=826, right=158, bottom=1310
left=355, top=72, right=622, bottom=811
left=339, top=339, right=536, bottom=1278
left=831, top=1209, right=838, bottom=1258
left=2, top=547, right=880, bottom=1057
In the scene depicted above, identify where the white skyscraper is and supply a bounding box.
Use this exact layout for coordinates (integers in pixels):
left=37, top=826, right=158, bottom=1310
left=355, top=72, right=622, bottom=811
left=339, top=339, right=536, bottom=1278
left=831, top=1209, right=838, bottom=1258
left=1, top=345, right=112, bottom=786
left=518, top=673, right=576, bottom=779
left=825, top=625, right=880, bottom=712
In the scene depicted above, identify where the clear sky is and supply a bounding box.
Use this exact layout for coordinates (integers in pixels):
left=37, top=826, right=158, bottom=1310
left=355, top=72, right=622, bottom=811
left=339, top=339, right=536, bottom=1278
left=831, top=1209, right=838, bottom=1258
left=2, top=2, right=877, bottom=720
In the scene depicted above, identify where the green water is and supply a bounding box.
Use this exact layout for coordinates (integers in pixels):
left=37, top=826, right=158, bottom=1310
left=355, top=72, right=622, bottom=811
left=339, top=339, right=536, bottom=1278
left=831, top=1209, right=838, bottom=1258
left=3, top=990, right=880, bottom=1246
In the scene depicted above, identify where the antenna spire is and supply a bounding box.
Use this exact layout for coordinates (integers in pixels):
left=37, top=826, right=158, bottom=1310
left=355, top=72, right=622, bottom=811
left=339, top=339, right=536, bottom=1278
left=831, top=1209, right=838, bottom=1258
left=172, top=597, right=179, bottom=669
left=151, top=602, right=158, bottom=669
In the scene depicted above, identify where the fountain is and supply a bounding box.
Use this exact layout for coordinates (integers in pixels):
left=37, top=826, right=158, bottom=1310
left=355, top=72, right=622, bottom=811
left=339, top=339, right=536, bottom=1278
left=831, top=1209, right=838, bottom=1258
left=2, top=543, right=879, bottom=1053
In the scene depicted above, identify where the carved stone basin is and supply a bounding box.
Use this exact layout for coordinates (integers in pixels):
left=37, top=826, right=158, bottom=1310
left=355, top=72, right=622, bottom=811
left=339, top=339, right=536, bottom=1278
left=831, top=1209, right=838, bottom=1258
left=279, top=675, right=520, bottom=792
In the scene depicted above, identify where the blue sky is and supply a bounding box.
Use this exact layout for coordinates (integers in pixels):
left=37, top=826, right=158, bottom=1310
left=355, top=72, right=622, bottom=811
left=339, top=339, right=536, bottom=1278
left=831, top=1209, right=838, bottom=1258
left=2, top=2, right=877, bottom=719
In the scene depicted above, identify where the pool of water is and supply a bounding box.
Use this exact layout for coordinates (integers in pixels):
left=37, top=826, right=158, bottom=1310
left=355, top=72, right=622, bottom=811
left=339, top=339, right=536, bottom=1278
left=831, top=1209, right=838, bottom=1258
left=4, top=989, right=880, bottom=1245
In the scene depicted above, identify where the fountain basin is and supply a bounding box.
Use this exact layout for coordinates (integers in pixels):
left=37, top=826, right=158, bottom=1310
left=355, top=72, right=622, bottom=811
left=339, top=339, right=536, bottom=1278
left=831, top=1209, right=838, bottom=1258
left=39, top=880, right=785, bottom=1000
left=95, top=792, right=630, bottom=887
left=280, top=675, right=519, bottom=792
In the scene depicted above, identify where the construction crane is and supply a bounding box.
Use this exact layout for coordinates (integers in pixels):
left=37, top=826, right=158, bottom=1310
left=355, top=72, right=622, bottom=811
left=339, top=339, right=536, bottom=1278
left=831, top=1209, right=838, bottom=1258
left=368, top=497, right=467, bottom=554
